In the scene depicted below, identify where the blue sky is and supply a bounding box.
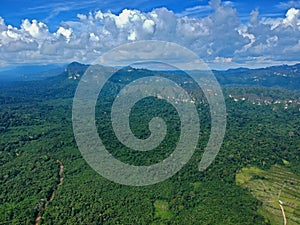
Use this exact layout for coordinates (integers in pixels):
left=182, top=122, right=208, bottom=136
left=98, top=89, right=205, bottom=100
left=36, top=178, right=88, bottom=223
left=0, top=0, right=300, bottom=69
left=0, top=0, right=288, bottom=30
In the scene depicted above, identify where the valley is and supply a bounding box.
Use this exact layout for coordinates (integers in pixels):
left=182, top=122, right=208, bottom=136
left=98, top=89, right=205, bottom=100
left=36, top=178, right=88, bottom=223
left=0, top=63, right=300, bottom=224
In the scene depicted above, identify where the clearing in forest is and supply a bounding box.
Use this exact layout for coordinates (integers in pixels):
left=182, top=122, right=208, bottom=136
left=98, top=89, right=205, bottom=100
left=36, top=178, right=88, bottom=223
left=236, top=164, right=300, bottom=225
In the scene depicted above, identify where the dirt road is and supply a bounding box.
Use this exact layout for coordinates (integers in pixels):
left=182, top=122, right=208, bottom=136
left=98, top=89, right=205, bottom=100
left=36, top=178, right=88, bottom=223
left=279, top=204, right=287, bottom=225
left=34, top=160, right=64, bottom=225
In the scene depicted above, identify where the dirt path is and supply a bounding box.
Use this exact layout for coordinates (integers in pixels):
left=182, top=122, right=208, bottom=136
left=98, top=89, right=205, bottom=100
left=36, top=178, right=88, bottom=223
left=57, top=160, right=64, bottom=186
left=279, top=204, right=287, bottom=225
left=34, top=160, right=64, bottom=225
left=34, top=216, right=41, bottom=225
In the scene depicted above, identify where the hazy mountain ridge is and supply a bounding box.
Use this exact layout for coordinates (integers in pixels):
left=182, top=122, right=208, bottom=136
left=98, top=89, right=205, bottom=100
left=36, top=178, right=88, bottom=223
left=1, top=62, right=300, bottom=91
left=0, top=64, right=66, bottom=81
left=64, top=62, right=300, bottom=90
left=214, top=63, right=300, bottom=90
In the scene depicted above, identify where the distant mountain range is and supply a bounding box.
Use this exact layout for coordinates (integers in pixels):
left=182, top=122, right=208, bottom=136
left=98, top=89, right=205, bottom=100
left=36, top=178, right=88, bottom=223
left=1, top=62, right=300, bottom=90
left=0, top=64, right=66, bottom=81
left=213, top=63, right=300, bottom=90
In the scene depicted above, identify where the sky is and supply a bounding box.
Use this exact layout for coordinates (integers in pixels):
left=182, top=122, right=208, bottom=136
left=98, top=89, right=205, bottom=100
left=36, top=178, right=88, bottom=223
left=0, top=0, right=300, bottom=69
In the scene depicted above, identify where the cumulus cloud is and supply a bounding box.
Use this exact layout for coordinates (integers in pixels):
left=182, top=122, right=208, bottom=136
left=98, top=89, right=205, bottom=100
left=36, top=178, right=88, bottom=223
left=0, top=1, right=300, bottom=68
left=234, top=7, right=300, bottom=66
left=56, top=26, right=73, bottom=42
left=283, top=8, right=300, bottom=27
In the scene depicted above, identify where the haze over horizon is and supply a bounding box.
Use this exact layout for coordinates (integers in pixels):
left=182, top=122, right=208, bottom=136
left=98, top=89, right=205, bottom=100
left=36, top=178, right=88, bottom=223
left=1, top=0, right=300, bottom=69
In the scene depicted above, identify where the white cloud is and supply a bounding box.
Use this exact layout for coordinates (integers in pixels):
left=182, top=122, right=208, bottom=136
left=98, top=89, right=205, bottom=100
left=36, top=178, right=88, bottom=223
left=0, top=2, right=300, bottom=68
left=6, top=28, right=21, bottom=40
left=214, top=56, right=232, bottom=63
left=89, top=33, right=100, bottom=42
left=143, top=19, right=155, bottom=34
left=0, top=17, right=6, bottom=31
left=237, top=8, right=300, bottom=62
left=283, top=8, right=300, bottom=28
left=128, top=30, right=137, bottom=41
left=21, top=19, right=48, bottom=38
left=56, top=26, right=73, bottom=42
left=249, top=9, right=259, bottom=25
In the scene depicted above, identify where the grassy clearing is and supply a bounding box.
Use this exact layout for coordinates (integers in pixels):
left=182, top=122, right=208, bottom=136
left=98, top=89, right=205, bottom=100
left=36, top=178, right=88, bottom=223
left=236, top=165, right=300, bottom=225
left=153, top=200, right=173, bottom=220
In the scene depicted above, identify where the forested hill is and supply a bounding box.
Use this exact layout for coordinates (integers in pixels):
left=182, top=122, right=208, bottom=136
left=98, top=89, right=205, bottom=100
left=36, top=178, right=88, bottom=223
left=1, top=62, right=300, bottom=224
left=1, top=62, right=300, bottom=91
left=214, top=63, right=300, bottom=90
left=60, top=62, right=300, bottom=90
